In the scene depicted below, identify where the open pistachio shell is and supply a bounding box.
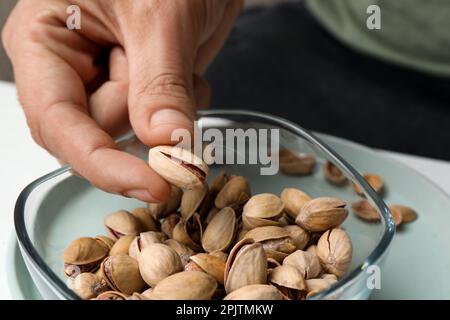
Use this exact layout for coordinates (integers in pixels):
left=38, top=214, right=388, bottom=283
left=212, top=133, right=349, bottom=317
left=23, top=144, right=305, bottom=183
left=100, top=254, right=146, bottom=295
left=109, top=235, right=135, bottom=256
left=284, top=225, right=310, bottom=250
left=148, top=146, right=208, bottom=189
left=164, top=239, right=194, bottom=266
left=283, top=250, right=322, bottom=279
left=161, top=213, right=181, bottom=238
left=131, top=207, right=160, bottom=232
left=214, top=176, right=251, bottom=209
left=224, top=238, right=267, bottom=293
left=223, top=284, right=285, bottom=300
left=165, top=185, right=183, bottom=214
left=95, top=236, right=116, bottom=251
left=295, top=197, right=348, bottom=232
left=104, top=210, right=142, bottom=240
left=269, top=265, right=306, bottom=292
left=150, top=271, right=217, bottom=300
left=202, top=207, right=236, bottom=253
left=189, top=253, right=226, bottom=285
left=172, top=214, right=203, bottom=252
left=280, top=188, right=311, bottom=219
left=243, top=226, right=289, bottom=243
left=63, top=237, right=109, bottom=276
left=242, top=214, right=282, bottom=230
left=180, top=183, right=208, bottom=220
left=129, top=231, right=167, bottom=259
left=243, top=193, right=284, bottom=220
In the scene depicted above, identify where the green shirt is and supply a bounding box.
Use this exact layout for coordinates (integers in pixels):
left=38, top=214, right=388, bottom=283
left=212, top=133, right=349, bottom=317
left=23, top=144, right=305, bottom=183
left=306, top=0, right=450, bottom=76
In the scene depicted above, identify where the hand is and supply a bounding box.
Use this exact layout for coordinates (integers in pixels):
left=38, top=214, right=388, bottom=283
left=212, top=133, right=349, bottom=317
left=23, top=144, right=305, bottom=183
left=2, top=0, right=243, bottom=202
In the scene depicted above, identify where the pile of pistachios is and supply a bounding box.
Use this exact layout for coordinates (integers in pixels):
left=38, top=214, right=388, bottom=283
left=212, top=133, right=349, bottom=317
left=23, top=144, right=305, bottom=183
left=64, top=146, right=354, bottom=300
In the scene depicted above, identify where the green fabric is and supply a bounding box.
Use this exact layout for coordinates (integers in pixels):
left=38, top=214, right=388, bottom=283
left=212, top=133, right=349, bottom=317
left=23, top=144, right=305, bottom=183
left=306, top=0, right=450, bottom=76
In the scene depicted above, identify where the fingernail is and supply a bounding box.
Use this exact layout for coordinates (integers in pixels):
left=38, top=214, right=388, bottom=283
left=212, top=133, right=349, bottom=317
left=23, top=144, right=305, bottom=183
left=124, top=189, right=153, bottom=202
left=150, top=109, right=193, bottom=129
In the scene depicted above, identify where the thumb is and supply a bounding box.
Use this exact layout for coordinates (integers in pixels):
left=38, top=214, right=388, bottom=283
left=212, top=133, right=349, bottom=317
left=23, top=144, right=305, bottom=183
left=124, top=18, right=198, bottom=147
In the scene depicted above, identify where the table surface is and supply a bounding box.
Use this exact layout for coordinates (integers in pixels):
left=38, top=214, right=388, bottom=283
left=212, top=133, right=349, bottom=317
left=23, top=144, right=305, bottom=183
left=1, top=80, right=450, bottom=299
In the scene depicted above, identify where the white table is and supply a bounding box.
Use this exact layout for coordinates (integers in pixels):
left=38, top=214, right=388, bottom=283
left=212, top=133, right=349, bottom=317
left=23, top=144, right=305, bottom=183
left=1, top=80, right=450, bottom=299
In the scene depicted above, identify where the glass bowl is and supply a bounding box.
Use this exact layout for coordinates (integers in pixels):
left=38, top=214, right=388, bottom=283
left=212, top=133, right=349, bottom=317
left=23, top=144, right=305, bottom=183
left=14, top=110, right=395, bottom=300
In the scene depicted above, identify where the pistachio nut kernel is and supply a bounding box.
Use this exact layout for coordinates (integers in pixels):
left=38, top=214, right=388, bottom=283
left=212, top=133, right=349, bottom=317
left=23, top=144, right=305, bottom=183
left=148, top=145, right=208, bottom=189
left=283, top=250, right=322, bottom=279
left=109, top=235, right=135, bottom=256
left=295, top=197, right=348, bottom=232
left=131, top=207, right=160, bottom=232
left=100, top=254, right=146, bottom=295
left=150, top=271, right=217, bottom=300
left=63, top=237, right=109, bottom=277
left=104, top=210, right=142, bottom=240
left=224, top=284, right=285, bottom=300
left=352, top=173, right=384, bottom=196
left=70, top=272, right=109, bottom=300
left=202, top=207, right=236, bottom=253
left=323, top=161, right=347, bottom=185
left=138, top=243, right=183, bottom=287
left=214, top=176, right=251, bottom=209
left=317, top=228, right=353, bottom=278
left=280, top=188, right=311, bottom=219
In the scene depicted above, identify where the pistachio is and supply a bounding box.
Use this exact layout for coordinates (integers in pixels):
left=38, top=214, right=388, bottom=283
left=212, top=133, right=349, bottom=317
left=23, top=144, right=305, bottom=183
left=317, top=228, right=352, bottom=278
left=146, top=203, right=167, bottom=221
left=148, top=146, right=208, bottom=189
left=223, top=284, right=285, bottom=300
left=267, top=258, right=281, bottom=270
left=129, top=231, right=168, bottom=259
left=172, top=214, right=203, bottom=251
left=306, top=274, right=338, bottom=296
left=279, top=149, right=316, bottom=176
left=70, top=272, right=109, bottom=300
left=198, top=173, right=230, bottom=218
left=165, top=185, right=183, bottom=215
left=210, top=251, right=228, bottom=261
left=109, top=235, right=135, bottom=256
left=161, top=213, right=181, bottom=238
left=141, top=288, right=153, bottom=299
left=95, top=236, right=116, bottom=251
left=352, top=173, right=384, bottom=196
left=100, top=254, right=146, bottom=295
left=131, top=207, right=160, bottom=232
left=96, top=291, right=128, bottom=300
left=242, top=214, right=283, bottom=230
left=295, top=197, right=348, bottom=232
left=284, top=225, right=310, bottom=250
left=164, top=239, right=194, bottom=266
left=390, top=204, right=417, bottom=224
left=283, top=250, right=322, bottom=279
left=280, top=188, right=311, bottom=219
left=224, top=239, right=267, bottom=293
left=215, top=176, right=251, bottom=209
left=323, top=161, right=347, bottom=185
left=388, top=205, right=403, bottom=226
left=126, top=292, right=149, bottom=300
left=269, top=264, right=306, bottom=299
left=189, top=253, right=226, bottom=284
left=180, top=183, right=208, bottom=220
left=63, top=237, right=109, bottom=277
left=351, top=200, right=380, bottom=222
left=138, top=243, right=183, bottom=287
left=149, top=271, right=217, bottom=300
left=202, top=207, right=236, bottom=253
left=242, top=193, right=284, bottom=229
left=205, top=207, right=220, bottom=224
left=104, top=210, right=142, bottom=240
left=278, top=213, right=293, bottom=227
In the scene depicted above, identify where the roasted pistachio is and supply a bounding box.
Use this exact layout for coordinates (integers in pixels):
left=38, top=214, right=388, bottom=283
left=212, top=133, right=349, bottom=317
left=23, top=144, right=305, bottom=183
left=306, top=273, right=338, bottom=298
left=180, top=183, right=208, bottom=220
left=172, top=214, right=203, bottom=251
left=214, top=176, right=251, bottom=209
left=280, top=188, right=311, bottom=219
left=95, top=236, right=115, bottom=251
left=317, top=228, right=352, bottom=278
left=279, top=149, right=316, bottom=176
left=224, top=284, right=285, bottom=300
left=96, top=291, right=128, bottom=300
left=109, top=235, right=135, bottom=256
left=323, top=161, right=347, bottom=185
left=283, top=250, right=322, bottom=279
left=104, top=210, right=142, bottom=240
left=70, top=272, right=109, bottom=299
left=390, top=204, right=417, bottom=224
left=352, top=173, right=384, bottom=196
left=131, top=207, right=160, bottom=232
left=129, top=231, right=168, bottom=259
left=351, top=200, right=380, bottom=222
left=242, top=193, right=284, bottom=229
left=269, top=264, right=306, bottom=299
left=202, top=207, right=236, bottom=253
left=188, top=253, right=226, bottom=284
left=284, top=225, right=310, bottom=250
left=63, top=237, right=109, bottom=277
left=389, top=205, right=403, bottom=226
left=296, top=197, right=348, bottom=232
left=164, top=239, right=194, bottom=266
left=161, top=213, right=181, bottom=238
left=148, top=146, right=208, bottom=189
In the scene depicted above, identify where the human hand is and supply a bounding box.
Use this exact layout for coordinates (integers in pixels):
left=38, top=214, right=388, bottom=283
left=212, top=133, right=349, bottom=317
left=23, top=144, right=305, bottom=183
left=2, top=0, right=243, bottom=202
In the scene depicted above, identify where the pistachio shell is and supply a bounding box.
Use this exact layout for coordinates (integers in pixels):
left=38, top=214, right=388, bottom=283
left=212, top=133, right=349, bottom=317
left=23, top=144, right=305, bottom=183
left=242, top=214, right=282, bottom=229
left=172, top=214, right=203, bottom=251
left=150, top=271, right=217, bottom=300
left=283, top=250, right=322, bottom=279
left=95, top=236, right=116, bottom=251
left=224, top=239, right=267, bottom=293
left=280, top=188, right=311, bottom=219
left=104, top=210, right=142, bottom=239
left=390, top=204, right=417, bottom=223
left=190, top=253, right=226, bottom=284
left=352, top=173, right=384, bottom=196
left=164, top=239, right=194, bottom=266
left=100, top=254, right=146, bottom=295
left=223, top=284, right=285, bottom=300
left=389, top=206, right=403, bottom=226
left=141, top=288, right=153, bottom=299
left=269, top=264, right=306, bottom=291
left=317, top=228, right=352, bottom=278
left=306, top=274, right=338, bottom=293
left=146, top=202, right=167, bottom=220
left=284, top=225, right=310, bottom=250
left=243, top=193, right=284, bottom=220
left=126, top=292, right=149, bottom=300
left=161, top=213, right=181, bottom=238
left=243, top=226, right=289, bottom=243
left=295, top=197, right=348, bottom=232
left=323, top=161, right=347, bottom=185
left=148, top=146, right=208, bottom=189
left=262, top=238, right=296, bottom=255
left=202, top=207, right=236, bottom=252
left=279, top=149, right=316, bottom=176
left=214, top=176, right=251, bottom=209
left=96, top=291, right=128, bottom=300
left=180, top=183, right=208, bottom=220
left=129, top=231, right=167, bottom=259
left=109, top=235, right=135, bottom=256
left=265, top=249, right=289, bottom=263
left=165, top=185, right=183, bottom=214
left=71, top=272, right=109, bottom=300
left=138, top=243, right=183, bottom=287
left=352, top=200, right=380, bottom=222
left=267, top=258, right=281, bottom=270
left=63, top=237, right=109, bottom=276
left=131, top=207, right=160, bottom=232
left=210, top=251, right=228, bottom=261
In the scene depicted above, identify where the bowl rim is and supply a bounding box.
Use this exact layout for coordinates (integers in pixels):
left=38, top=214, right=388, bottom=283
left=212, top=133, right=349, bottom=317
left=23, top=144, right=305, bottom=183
left=14, top=109, right=395, bottom=300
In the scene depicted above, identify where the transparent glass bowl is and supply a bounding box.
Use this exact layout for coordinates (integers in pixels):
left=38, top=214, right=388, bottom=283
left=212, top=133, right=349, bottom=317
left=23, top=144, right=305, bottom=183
left=14, top=110, right=395, bottom=300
